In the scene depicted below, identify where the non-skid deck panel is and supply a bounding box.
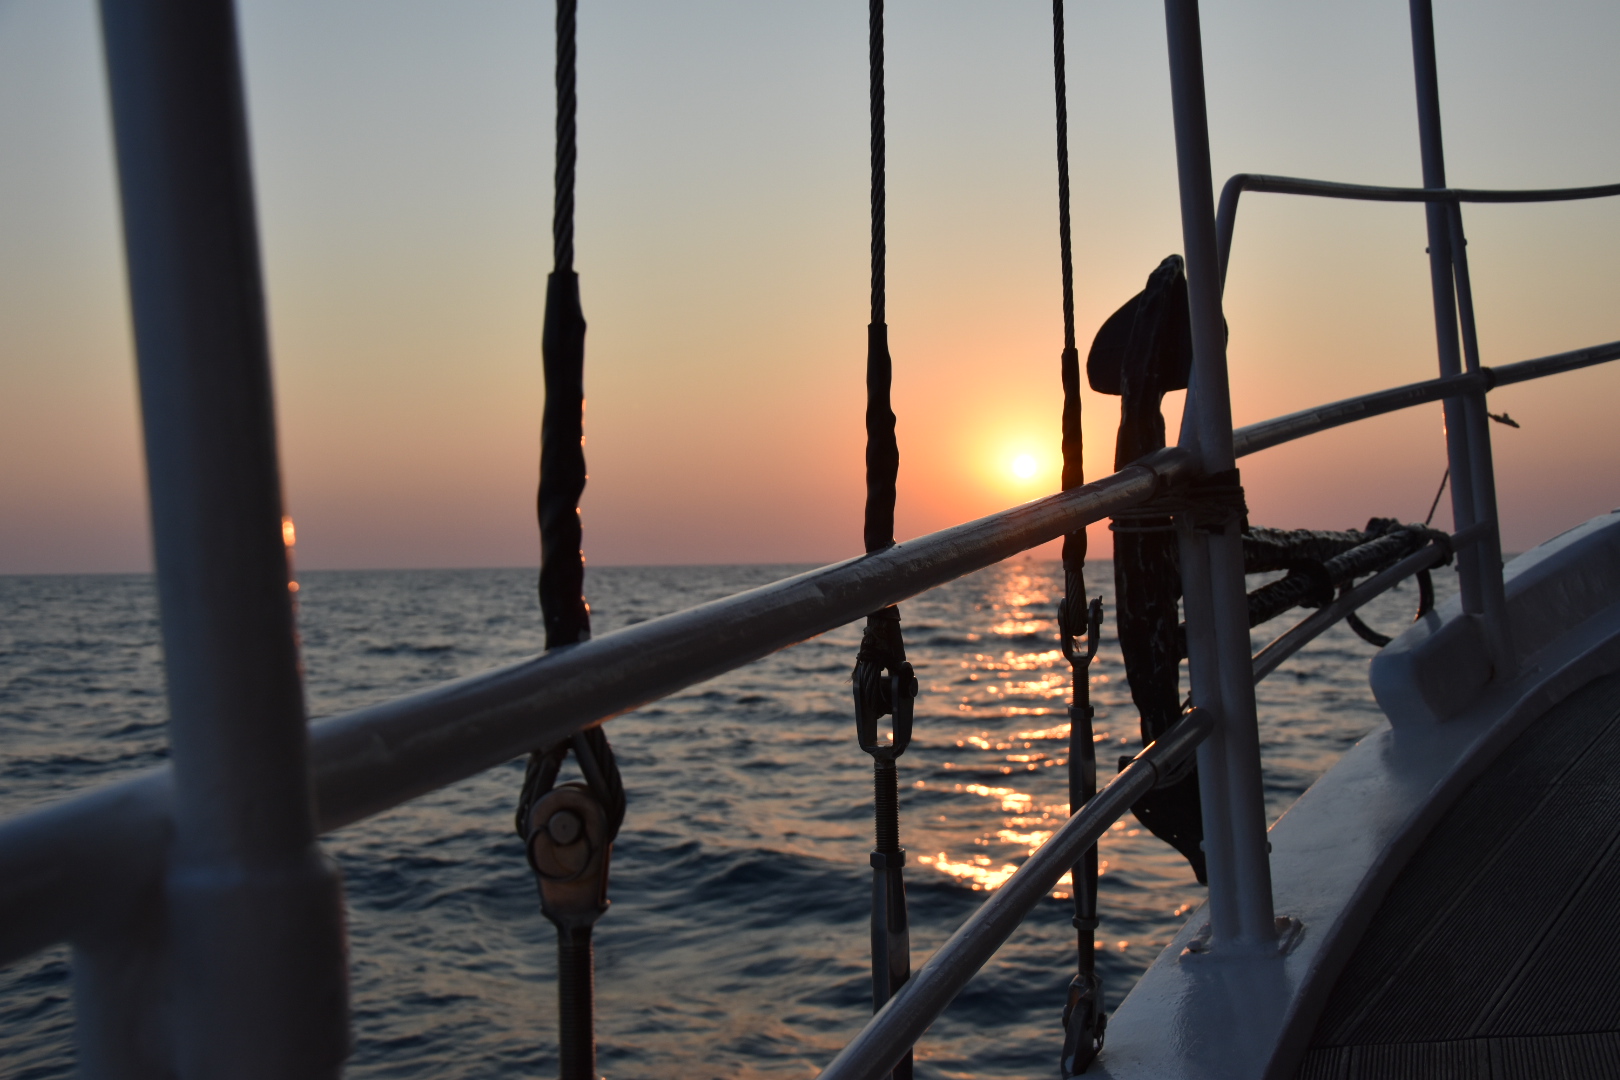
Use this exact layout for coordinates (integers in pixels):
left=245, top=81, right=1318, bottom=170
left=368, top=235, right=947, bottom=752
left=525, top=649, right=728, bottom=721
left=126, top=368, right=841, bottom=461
left=1301, top=671, right=1620, bottom=1078
left=1298, top=1034, right=1620, bottom=1080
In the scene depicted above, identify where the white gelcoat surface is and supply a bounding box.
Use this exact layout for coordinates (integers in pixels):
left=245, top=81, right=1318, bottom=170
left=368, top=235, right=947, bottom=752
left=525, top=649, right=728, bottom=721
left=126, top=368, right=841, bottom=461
left=1091, top=511, right=1620, bottom=1080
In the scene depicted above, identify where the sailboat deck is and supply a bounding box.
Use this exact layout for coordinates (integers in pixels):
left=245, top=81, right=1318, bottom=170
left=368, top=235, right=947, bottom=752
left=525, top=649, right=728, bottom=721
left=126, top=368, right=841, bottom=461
left=1299, top=670, right=1620, bottom=1078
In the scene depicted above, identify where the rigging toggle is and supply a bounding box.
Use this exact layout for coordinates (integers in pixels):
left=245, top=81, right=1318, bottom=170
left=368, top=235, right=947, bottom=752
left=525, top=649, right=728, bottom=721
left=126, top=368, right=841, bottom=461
left=852, top=606, right=917, bottom=1080
left=515, top=728, right=626, bottom=1080
left=516, top=729, right=627, bottom=927
left=853, top=608, right=918, bottom=759
left=526, top=783, right=613, bottom=930
left=1059, top=594, right=1107, bottom=1078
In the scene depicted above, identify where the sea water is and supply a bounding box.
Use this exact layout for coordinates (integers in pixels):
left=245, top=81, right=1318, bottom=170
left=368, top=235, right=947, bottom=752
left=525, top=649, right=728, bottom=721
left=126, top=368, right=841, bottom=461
left=0, top=560, right=1453, bottom=1078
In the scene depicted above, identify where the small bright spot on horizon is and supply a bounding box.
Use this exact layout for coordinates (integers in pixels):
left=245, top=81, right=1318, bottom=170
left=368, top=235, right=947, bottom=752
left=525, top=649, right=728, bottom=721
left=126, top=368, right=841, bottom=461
left=1011, top=455, right=1038, bottom=480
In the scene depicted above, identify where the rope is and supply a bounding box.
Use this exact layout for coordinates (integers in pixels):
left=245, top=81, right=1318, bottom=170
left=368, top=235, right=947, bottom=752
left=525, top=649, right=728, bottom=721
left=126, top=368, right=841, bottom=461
left=552, top=0, right=576, bottom=273
left=854, top=9, right=912, bottom=1077
left=528, top=9, right=613, bottom=1078
left=1054, top=0, right=1085, bottom=585
left=855, top=0, right=905, bottom=721
left=1242, top=523, right=1443, bottom=628
left=869, top=0, right=885, bottom=329
left=863, top=0, right=898, bottom=556
left=1052, top=4, right=1106, bottom=1074
left=1111, top=468, right=1247, bottom=532
left=516, top=727, right=627, bottom=843
left=537, top=0, right=590, bottom=649
left=1424, top=467, right=1449, bottom=527
left=1053, top=1, right=1076, bottom=359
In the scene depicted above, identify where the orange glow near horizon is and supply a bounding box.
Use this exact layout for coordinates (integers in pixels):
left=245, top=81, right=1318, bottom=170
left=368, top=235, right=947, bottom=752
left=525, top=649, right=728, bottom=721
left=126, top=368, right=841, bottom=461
left=1, top=3, right=1617, bottom=573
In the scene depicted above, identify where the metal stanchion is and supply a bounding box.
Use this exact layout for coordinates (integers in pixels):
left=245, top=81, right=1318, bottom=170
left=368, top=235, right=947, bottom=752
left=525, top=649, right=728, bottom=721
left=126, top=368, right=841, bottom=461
left=1162, top=0, right=1279, bottom=952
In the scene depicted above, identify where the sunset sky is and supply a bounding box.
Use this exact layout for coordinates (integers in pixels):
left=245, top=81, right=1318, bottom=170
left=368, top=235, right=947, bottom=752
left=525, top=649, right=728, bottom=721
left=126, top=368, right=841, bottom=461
left=2, top=0, right=1617, bottom=574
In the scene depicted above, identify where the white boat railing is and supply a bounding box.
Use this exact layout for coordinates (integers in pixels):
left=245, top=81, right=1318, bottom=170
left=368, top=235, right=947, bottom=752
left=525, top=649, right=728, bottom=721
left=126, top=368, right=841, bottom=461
left=4, top=0, right=1619, bottom=1075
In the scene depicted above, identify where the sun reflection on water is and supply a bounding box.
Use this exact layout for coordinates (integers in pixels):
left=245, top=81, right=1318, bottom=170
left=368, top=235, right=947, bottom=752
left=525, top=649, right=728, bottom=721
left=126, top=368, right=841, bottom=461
left=892, top=560, right=1224, bottom=921
left=916, top=851, right=1021, bottom=891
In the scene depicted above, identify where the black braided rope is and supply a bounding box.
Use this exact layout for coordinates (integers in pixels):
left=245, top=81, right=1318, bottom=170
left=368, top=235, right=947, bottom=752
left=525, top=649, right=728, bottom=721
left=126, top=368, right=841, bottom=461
left=862, top=0, right=899, bottom=557
left=1053, top=0, right=1076, bottom=359
left=553, top=0, right=577, bottom=273
left=869, top=0, right=885, bottom=328
left=1053, top=6, right=1105, bottom=1073
left=531, top=7, right=597, bottom=1077
left=855, top=0, right=904, bottom=716
left=855, top=12, right=911, bottom=1077
left=1054, top=0, right=1085, bottom=576
left=537, top=0, right=590, bottom=649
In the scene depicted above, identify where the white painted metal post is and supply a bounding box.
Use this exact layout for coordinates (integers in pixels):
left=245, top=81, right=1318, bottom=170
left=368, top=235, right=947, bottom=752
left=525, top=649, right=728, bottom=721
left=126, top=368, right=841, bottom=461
left=1446, top=204, right=1516, bottom=675
left=1163, top=0, right=1278, bottom=949
left=95, top=1, right=349, bottom=1075
left=1408, top=0, right=1512, bottom=678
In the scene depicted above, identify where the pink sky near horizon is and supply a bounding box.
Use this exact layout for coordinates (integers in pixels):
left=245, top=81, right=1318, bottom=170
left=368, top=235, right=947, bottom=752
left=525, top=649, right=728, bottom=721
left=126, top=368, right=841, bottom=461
left=2, top=0, right=1617, bottom=576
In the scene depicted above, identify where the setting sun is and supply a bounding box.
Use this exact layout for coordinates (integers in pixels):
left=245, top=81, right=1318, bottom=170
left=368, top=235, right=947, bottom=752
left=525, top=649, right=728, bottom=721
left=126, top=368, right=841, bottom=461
left=1011, top=454, right=1039, bottom=480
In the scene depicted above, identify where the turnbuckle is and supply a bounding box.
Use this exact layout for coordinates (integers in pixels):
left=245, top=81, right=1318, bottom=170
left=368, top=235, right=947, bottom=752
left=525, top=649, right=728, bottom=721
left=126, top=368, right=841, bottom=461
left=852, top=606, right=918, bottom=1080
left=1060, top=592, right=1106, bottom=1077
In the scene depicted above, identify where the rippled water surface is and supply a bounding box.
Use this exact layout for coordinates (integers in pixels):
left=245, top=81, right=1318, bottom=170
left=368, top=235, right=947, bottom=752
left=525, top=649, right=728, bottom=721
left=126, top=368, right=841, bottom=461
left=0, top=560, right=1454, bottom=1078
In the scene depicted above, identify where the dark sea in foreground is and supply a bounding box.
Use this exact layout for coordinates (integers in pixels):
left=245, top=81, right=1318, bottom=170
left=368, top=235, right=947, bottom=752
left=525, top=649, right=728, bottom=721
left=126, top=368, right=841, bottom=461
left=0, top=560, right=1453, bottom=1078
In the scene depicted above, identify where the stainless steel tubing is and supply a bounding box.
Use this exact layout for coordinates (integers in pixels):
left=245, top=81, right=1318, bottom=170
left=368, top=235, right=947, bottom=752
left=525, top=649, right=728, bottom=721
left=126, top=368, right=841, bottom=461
left=1216, top=174, right=1620, bottom=287
left=0, top=451, right=1193, bottom=970
left=309, top=451, right=1184, bottom=830
left=813, top=710, right=1216, bottom=1080
left=95, top=1, right=347, bottom=1074
left=1230, top=340, right=1620, bottom=459
left=1251, top=542, right=1451, bottom=683
left=1446, top=204, right=1515, bottom=675
left=1490, top=341, right=1620, bottom=388
left=1163, top=0, right=1278, bottom=950
left=1409, top=0, right=1485, bottom=622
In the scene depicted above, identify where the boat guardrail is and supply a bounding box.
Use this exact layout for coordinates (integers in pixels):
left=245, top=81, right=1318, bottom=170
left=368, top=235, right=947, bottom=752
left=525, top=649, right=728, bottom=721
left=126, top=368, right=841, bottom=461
left=812, top=708, right=1216, bottom=1080
left=1216, top=173, right=1620, bottom=288
left=1231, top=340, right=1620, bottom=459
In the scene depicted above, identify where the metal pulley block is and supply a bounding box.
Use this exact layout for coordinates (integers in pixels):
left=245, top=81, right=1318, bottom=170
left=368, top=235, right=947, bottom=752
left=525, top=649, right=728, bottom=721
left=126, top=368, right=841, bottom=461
left=525, top=781, right=612, bottom=931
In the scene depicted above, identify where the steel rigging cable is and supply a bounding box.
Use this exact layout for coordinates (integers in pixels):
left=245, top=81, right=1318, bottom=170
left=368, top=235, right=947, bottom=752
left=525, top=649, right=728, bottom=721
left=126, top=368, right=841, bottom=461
left=850, top=4, right=918, bottom=1079
left=1051, top=2, right=1108, bottom=1075
left=516, top=4, right=625, bottom=1078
